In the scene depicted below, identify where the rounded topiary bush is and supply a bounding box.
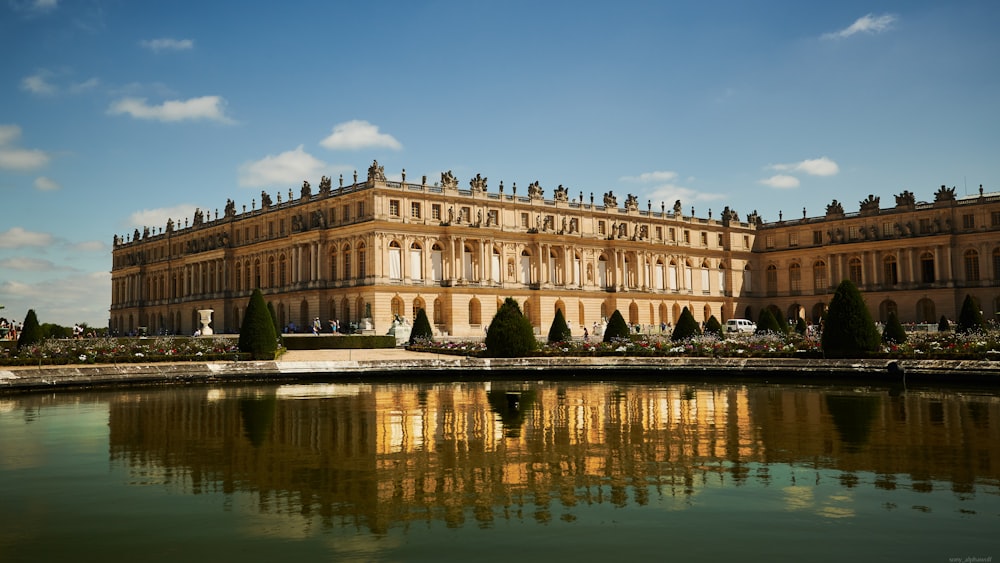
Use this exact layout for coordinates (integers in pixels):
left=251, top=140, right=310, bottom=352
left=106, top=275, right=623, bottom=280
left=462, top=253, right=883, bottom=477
left=17, top=309, right=43, bottom=350
left=671, top=307, right=702, bottom=341
left=956, top=294, right=985, bottom=334
left=409, top=308, right=434, bottom=344
left=603, top=310, right=630, bottom=342
left=547, top=308, right=572, bottom=343
left=821, top=279, right=880, bottom=358
left=882, top=311, right=907, bottom=345
left=704, top=315, right=723, bottom=338
left=485, top=298, right=537, bottom=358
left=239, top=289, right=279, bottom=360
left=755, top=309, right=781, bottom=334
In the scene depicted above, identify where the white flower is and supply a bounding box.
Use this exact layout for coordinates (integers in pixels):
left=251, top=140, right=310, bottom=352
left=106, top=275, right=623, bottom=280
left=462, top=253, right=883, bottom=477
left=135, top=352, right=144, bottom=357
left=78, top=355, right=87, bottom=361
left=615, top=346, right=627, bottom=352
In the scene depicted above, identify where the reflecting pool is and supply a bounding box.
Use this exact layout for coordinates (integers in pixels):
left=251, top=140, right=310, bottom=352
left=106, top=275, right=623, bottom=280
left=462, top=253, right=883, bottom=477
left=1, top=380, right=998, bottom=562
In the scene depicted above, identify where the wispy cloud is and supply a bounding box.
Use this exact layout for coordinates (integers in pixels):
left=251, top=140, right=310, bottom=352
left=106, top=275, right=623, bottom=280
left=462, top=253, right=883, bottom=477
left=0, top=227, right=55, bottom=249
left=0, top=271, right=110, bottom=326
left=107, top=96, right=235, bottom=123
left=0, top=257, right=64, bottom=271
left=33, top=176, right=60, bottom=191
left=125, top=204, right=199, bottom=230
left=0, top=125, right=50, bottom=172
left=758, top=174, right=800, bottom=189
left=238, top=145, right=336, bottom=187
left=10, top=0, right=58, bottom=15
left=823, top=13, right=897, bottom=40
left=768, top=157, right=839, bottom=177
left=20, top=71, right=57, bottom=96
left=619, top=171, right=679, bottom=183
left=320, top=120, right=402, bottom=150
left=140, top=38, right=195, bottom=52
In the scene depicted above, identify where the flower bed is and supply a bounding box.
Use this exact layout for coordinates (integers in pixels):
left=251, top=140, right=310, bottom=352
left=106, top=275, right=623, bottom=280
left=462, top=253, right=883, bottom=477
left=0, top=336, right=250, bottom=366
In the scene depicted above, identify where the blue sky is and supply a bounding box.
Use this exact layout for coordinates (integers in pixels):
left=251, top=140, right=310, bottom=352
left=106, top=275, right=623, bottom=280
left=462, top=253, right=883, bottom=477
left=2, top=0, right=998, bottom=327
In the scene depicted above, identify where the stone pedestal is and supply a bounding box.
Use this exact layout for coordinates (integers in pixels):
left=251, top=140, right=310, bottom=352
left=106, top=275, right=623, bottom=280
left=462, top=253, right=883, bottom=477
left=197, top=309, right=214, bottom=336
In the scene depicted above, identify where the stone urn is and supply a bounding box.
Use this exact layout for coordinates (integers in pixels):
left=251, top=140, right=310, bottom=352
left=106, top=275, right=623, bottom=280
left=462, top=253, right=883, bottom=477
left=197, top=309, right=214, bottom=336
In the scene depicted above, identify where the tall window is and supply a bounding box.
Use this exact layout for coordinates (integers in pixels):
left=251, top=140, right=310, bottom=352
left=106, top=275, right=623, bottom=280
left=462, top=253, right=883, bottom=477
left=813, top=261, right=827, bottom=290
left=920, top=252, right=935, bottom=283
left=964, top=249, right=980, bottom=281
left=358, top=245, right=367, bottom=278
left=963, top=214, right=975, bottom=229
left=766, top=265, right=777, bottom=296
left=411, top=202, right=421, bottom=218
left=883, top=255, right=898, bottom=286
left=789, top=263, right=801, bottom=292
left=431, top=204, right=441, bottom=220
left=848, top=257, right=863, bottom=285
left=994, top=248, right=1000, bottom=281
left=389, top=199, right=400, bottom=217
left=343, top=247, right=351, bottom=279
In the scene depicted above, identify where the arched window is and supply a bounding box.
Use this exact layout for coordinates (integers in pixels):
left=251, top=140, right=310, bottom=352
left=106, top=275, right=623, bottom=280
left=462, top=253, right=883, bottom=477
left=520, top=250, right=532, bottom=284
left=883, top=255, right=898, bottom=286
left=358, top=244, right=367, bottom=279
left=410, top=242, right=423, bottom=281
left=388, top=241, right=402, bottom=280
left=789, top=263, right=801, bottom=293
left=655, top=259, right=665, bottom=290
left=279, top=254, right=287, bottom=286
left=469, top=298, right=481, bottom=325
left=766, top=264, right=777, bottom=296
left=268, top=256, right=275, bottom=287
left=848, top=257, right=863, bottom=285
left=743, top=265, right=752, bottom=293
left=964, top=249, right=980, bottom=281
left=492, top=247, right=502, bottom=284
left=599, top=255, right=609, bottom=288
left=700, top=261, right=710, bottom=294
left=431, top=243, right=444, bottom=282
left=813, top=260, right=827, bottom=291
left=718, top=263, right=727, bottom=295
left=343, top=244, right=352, bottom=280
left=329, top=250, right=338, bottom=281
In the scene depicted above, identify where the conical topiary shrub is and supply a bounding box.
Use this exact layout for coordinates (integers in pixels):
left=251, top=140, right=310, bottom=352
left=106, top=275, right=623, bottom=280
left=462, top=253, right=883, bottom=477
left=795, top=317, right=808, bottom=335
left=821, top=279, right=880, bottom=358
left=409, top=308, right=434, bottom=344
left=704, top=315, right=723, bottom=338
left=485, top=297, right=537, bottom=358
left=671, top=307, right=702, bottom=341
left=239, top=289, right=279, bottom=360
left=882, top=311, right=907, bottom=345
left=16, top=309, right=43, bottom=350
left=547, top=308, right=572, bottom=343
left=956, top=294, right=985, bottom=334
left=938, top=315, right=950, bottom=332
left=755, top=309, right=781, bottom=334
left=603, top=310, right=630, bottom=342
left=267, top=301, right=282, bottom=341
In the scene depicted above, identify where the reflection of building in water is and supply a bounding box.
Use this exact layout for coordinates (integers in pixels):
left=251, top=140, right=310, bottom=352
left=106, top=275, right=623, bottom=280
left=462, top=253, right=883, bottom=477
left=107, top=383, right=1000, bottom=531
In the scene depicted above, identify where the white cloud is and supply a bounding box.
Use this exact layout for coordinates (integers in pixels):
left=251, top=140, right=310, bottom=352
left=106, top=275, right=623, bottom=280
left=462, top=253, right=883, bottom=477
left=769, top=157, right=839, bottom=177
left=21, top=72, right=57, bottom=96
left=126, top=204, right=199, bottom=230
left=0, top=147, right=50, bottom=171
left=0, top=271, right=110, bottom=327
left=71, top=241, right=106, bottom=252
left=759, top=174, right=801, bottom=189
left=107, top=96, right=234, bottom=123
left=140, top=38, right=195, bottom=52
left=619, top=171, right=679, bottom=183
left=0, top=227, right=55, bottom=249
left=0, top=257, right=60, bottom=271
left=33, top=176, right=60, bottom=191
left=320, top=120, right=402, bottom=150
left=69, top=77, right=100, bottom=93
left=823, top=13, right=897, bottom=40
left=0, top=125, right=21, bottom=146
left=238, top=145, right=331, bottom=187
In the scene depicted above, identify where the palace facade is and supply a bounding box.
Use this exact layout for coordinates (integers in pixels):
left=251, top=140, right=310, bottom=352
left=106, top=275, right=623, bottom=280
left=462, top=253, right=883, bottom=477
left=109, top=161, right=1000, bottom=336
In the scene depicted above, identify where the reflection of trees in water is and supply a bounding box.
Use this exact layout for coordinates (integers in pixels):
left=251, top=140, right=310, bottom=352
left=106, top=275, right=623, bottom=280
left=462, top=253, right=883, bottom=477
left=486, top=389, right=536, bottom=437
left=825, top=394, right=881, bottom=452
left=239, top=396, right=276, bottom=447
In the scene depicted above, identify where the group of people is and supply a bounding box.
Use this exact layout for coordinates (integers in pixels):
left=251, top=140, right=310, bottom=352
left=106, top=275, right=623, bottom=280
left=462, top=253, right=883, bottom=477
left=0, top=318, right=19, bottom=341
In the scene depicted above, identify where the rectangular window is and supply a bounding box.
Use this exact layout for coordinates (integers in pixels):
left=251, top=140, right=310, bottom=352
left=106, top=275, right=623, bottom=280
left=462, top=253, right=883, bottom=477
left=743, top=235, right=749, bottom=249
left=963, top=214, right=975, bottom=229
left=717, top=234, right=724, bottom=247
left=279, top=219, right=285, bottom=235
left=669, top=228, right=676, bottom=242
left=522, top=213, right=530, bottom=228
left=882, top=222, right=893, bottom=237
left=848, top=226, right=859, bottom=240
left=268, top=222, right=274, bottom=237
left=598, top=220, right=606, bottom=235
left=389, top=199, right=400, bottom=217
left=684, top=230, right=691, bottom=244
left=357, top=201, right=365, bottom=217
left=813, top=230, right=822, bottom=245
left=993, top=211, right=1000, bottom=227
left=655, top=226, right=663, bottom=240
left=919, top=218, right=931, bottom=234
left=789, top=232, right=798, bottom=247
left=431, top=204, right=442, bottom=220
left=329, top=208, right=335, bottom=224
left=411, top=202, right=421, bottom=218
left=700, top=232, right=707, bottom=246
left=343, top=204, right=350, bottom=222
left=765, top=235, right=774, bottom=249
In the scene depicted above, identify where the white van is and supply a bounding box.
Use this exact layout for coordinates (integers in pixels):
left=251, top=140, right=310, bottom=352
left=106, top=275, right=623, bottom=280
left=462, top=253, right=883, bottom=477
left=725, top=319, right=756, bottom=334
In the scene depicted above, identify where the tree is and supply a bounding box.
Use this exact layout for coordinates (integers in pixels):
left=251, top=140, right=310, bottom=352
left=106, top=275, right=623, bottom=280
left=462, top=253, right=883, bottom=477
left=603, top=310, right=630, bottom=342
left=794, top=317, right=808, bottom=335
left=882, top=311, right=907, bottom=345
left=704, top=315, right=723, bottom=338
left=409, top=308, right=434, bottom=344
left=937, top=315, right=950, bottom=332
left=956, top=294, right=985, bottom=334
left=239, top=289, right=279, bottom=359
left=485, top=298, right=537, bottom=358
left=547, top=308, right=572, bottom=343
left=821, top=279, right=881, bottom=358
left=671, top=307, right=702, bottom=341
left=267, top=301, right=282, bottom=341
left=17, top=309, right=43, bottom=350
left=755, top=309, right=781, bottom=334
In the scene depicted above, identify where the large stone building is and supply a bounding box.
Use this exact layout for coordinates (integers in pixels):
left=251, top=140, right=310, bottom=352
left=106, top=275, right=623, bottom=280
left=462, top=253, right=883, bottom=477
left=109, top=161, right=1000, bottom=336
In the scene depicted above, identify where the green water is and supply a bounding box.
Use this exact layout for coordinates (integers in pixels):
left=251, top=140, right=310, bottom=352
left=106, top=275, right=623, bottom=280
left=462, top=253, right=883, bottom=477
left=0, top=381, right=997, bottom=562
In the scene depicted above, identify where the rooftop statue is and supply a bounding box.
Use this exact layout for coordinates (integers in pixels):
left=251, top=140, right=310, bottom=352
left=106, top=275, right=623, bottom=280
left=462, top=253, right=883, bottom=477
left=469, top=173, right=488, bottom=192
left=624, top=194, right=639, bottom=211
left=673, top=199, right=682, bottom=215
left=367, top=160, right=386, bottom=182
left=301, top=180, right=311, bottom=199
left=825, top=199, right=844, bottom=216
left=858, top=194, right=880, bottom=215
left=527, top=181, right=543, bottom=199
left=441, top=170, right=458, bottom=189
left=553, top=184, right=568, bottom=202
left=894, top=189, right=916, bottom=208
left=935, top=184, right=957, bottom=202
left=603, top=191, right=617, bottom=208
left=319, top=175, right=332, bottom=194
left=261, top=191, right=273, bottom=209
